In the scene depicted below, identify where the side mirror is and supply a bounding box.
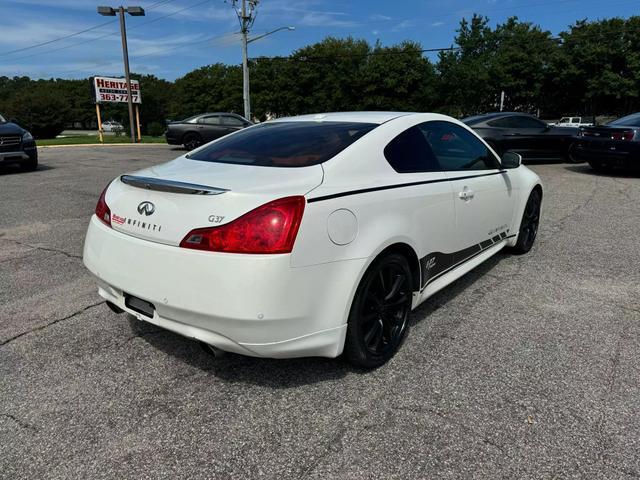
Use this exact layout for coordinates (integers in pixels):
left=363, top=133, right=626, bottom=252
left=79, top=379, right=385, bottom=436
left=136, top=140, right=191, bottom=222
left=501, top=151, right=522, bottom=169
left=10, top=118, right=18, bottom=124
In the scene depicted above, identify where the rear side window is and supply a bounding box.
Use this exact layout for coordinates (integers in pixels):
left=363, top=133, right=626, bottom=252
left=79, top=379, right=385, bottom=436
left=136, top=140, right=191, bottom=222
left=488, top=117, right=517, bottom=128
left=510, top=116, right=546, bottom=129
left=188, top=121, right=376, bottom=167
left=384, top=126, right=441, bottom=173
left=199, top=116, right=220, bottom=125
left=420, top=121, right=500, bottom=171
left=221, top=116, right=245, bottom=126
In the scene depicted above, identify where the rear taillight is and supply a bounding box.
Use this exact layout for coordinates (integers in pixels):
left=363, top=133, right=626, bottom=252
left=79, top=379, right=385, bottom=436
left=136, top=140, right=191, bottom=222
left=611, top=130, right=635, bottom=141
left=95, top=185, right=111, bottom=227
left=180, top=196, right=306, bottom=254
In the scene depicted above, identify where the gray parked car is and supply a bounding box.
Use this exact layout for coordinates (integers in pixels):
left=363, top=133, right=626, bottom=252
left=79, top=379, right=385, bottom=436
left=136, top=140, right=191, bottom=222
left=165, top=112, right=252, bottom=150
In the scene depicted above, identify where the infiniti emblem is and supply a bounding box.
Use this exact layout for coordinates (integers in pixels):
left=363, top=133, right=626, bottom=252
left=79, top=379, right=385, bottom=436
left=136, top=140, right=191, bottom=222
left=137, top=201, right=155, bottom=216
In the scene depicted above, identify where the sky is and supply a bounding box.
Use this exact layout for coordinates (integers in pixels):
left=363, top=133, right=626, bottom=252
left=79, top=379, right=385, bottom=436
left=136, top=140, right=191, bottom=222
left=1, top=0, right=637, bottom=80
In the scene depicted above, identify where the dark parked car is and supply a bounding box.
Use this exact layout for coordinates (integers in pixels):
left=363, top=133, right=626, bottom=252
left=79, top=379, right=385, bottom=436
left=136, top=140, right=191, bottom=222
left=0, top=113, right=37, bottom=171
left=572, top=113, right=640, bottom=172
left=463, top=112, right=579, bottom=162
left=165, top=113, right=251, bottom=150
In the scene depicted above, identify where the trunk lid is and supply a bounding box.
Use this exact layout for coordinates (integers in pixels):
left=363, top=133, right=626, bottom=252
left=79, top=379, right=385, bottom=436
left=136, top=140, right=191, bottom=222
left=581, top=125, right=637, bottom=140
left=105, top=157, right=323, bottom=246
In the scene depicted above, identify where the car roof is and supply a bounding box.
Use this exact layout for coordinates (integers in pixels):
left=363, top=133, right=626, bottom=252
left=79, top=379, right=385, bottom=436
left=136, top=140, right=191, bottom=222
left=271, top=111, right=415, bottom=125
left=463, top=111, right=540, bottom=125
left=198, top=112, right=244, bottom=117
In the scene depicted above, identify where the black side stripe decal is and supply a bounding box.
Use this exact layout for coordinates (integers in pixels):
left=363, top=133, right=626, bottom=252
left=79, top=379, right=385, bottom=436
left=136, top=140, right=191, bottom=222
left=419, top=232, right=516, bottom=291
left=307, top=171, right=507, bottom=203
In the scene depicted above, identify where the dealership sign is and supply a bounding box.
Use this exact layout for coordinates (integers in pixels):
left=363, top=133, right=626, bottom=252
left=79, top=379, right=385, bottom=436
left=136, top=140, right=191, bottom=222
left=92, top=76, right=142, bottom=104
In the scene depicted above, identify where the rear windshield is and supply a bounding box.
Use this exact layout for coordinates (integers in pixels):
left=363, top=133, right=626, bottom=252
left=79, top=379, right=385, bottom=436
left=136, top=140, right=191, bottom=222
left=608, top=113, right=640, bottom=127
left=188, top=121, right=377, bottom=167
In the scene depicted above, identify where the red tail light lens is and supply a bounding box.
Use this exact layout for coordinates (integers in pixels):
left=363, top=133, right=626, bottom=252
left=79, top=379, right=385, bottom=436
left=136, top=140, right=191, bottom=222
left=95, top=185, right=111, bottom=227
left=180, top=196, right=306, bottom=254
left=611, top=130, right=635, bottom=141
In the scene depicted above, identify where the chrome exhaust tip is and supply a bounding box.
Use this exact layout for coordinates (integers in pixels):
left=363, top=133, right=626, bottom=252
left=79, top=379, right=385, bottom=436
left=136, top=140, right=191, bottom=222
left=200, top=341, right=226, bottom=358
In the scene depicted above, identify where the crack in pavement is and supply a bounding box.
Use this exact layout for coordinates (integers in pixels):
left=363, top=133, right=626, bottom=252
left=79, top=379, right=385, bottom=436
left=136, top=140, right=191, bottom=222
left=0, top=238, right=82, bottom=260
left=586, top=315, right=631, bottom=476
left=0, top=413, right=38, bottom=432
left=544, top=175, right=599, bottom=238
left=0, top=301, right=104, bottom=347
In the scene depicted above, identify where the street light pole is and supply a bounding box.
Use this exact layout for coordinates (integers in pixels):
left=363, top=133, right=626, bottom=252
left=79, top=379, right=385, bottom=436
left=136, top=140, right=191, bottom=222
left=118, top=6, right=136, bottom=143
left=98, top=5, right=145, bottom=143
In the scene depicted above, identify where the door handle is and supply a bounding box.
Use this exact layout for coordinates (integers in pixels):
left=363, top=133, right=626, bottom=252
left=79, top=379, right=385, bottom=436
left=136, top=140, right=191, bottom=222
left=458, top=188, right=475, bottom=201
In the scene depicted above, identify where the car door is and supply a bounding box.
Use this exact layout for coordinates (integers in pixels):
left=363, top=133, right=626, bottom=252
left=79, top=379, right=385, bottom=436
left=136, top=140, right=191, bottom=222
left=382, top=124, right=457, bottom=291
left=420, top=121, right=516, bottom=258
left=197, top=115, right=226, bottom=143
left=509, top=115, right=562, bottom=160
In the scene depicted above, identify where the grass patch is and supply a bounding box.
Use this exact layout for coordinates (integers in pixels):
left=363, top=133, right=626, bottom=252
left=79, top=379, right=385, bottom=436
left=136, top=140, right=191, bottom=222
left=38, top=135, right=166, bottom=146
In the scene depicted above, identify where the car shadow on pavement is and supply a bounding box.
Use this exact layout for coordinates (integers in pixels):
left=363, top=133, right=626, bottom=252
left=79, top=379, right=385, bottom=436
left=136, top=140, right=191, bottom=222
left=564, top=163, right=640, bottom=178
left=127, top=251, right=507, bottom=387
left=0, top=164, right=54, bottom=175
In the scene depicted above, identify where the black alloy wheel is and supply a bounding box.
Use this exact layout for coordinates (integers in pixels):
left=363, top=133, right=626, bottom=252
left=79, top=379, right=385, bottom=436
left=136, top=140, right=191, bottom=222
left=345, top=253, right=413, bottom=368
left=183, top=133, right=202, bottom=151
left=511, top=189, right=541, bottom=254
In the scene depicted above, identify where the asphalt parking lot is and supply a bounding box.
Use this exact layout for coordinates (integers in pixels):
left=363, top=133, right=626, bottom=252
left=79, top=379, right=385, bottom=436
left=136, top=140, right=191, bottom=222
left=1, top=145, right=639, bottom=479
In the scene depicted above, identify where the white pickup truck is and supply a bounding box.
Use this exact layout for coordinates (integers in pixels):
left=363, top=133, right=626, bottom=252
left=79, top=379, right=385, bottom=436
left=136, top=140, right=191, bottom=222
left=550, top=116, right=595, bottom=128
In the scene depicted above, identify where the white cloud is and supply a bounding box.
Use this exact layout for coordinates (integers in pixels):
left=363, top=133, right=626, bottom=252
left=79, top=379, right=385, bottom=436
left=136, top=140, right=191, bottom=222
left=299, top=12, right=359, bottom=28
left=392, top=19, right=415, bottom=31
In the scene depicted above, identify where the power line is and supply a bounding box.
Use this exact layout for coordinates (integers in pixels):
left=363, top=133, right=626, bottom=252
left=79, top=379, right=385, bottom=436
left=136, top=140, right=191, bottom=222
left=251, top=46, right=460, bottom=62
left=0, top=0, right=212, bottom=64
left=0, top=20, right=117, bottom=57
left=0, top=0, right=180, bottom=59
left=45, top=30, right=239, bottom=78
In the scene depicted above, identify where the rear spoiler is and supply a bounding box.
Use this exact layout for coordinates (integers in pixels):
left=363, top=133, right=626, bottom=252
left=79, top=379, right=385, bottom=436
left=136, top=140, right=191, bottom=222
left=120, top=175, right=229, bottom=195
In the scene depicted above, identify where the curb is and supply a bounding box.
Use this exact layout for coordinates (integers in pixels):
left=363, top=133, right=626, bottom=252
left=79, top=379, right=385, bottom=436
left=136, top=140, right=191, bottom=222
left=38, top=143, right=168, bottom=149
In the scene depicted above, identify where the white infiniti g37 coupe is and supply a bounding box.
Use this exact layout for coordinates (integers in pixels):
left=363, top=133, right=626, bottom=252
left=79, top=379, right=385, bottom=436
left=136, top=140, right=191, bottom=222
left=83, top=112, right=542, bottom=368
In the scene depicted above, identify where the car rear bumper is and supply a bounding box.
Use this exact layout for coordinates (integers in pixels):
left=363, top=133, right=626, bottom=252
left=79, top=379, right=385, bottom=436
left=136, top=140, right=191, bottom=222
left=83, top=216, right=365, bottom=358
left=572, top=143, right=639, bottom=168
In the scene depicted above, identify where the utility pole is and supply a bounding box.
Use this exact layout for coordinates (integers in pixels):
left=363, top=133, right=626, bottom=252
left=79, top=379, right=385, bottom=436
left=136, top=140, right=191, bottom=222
left=232, top=0, right=258, bottom=121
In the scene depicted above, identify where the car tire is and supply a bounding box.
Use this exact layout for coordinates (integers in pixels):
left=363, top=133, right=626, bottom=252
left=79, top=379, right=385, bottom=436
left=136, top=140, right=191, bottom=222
left=567, top=143, right=582, bottom=163
left=19, top=156, right=38, bottom=172
left=510, top=189, right=541, bottom=255
left=344, top=253, right=413, bottom=369
left=183, top=133, right=202, bottom=151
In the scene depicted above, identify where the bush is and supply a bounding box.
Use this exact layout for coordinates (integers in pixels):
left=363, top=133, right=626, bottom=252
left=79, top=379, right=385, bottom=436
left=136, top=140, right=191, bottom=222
left=147, top=121, right=165, bottom=137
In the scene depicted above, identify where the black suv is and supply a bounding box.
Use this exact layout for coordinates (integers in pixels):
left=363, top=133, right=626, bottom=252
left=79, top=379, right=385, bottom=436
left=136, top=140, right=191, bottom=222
left=0, top=113, right=38, bottom=171
left=165, top=112, right=251, bottom=150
